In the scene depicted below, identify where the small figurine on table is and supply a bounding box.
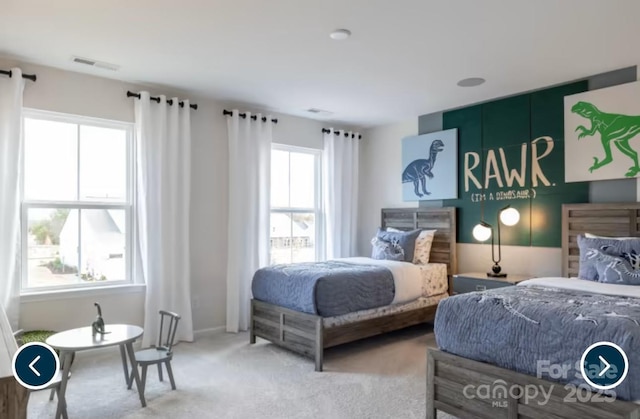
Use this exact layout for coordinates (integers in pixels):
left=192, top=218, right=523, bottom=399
left=92, top=302, right=111, bottom=338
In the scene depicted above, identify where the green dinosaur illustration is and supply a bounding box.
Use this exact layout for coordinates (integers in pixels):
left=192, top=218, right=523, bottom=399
left=571, top=101, right=640, bottom=177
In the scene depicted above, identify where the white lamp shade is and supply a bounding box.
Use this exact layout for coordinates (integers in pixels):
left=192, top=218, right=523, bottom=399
left=500, top=207, right=520, bottom=226
left=472, top=223, right=492, bottom=242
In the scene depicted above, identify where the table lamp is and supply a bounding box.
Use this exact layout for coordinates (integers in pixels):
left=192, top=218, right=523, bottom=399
left=472, top=205, right=520, bottom=277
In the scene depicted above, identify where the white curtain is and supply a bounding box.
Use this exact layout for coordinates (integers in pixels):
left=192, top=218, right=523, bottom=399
left=0, top=68, right=25, bottom=330
left=323, top=129, right=360, bottom=259
left=226, top=111, right=272, bottom=333
left=134, top=92, right=193, bottom=347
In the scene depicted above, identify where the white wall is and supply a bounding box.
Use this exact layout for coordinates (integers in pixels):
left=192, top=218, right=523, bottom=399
left=456, top=244, right=562, bottom=277
left=2, top=58, right=341, bottom=333
left=356, top=119, right=418, bottom=257
left=271, top=114, right=325, bottom=150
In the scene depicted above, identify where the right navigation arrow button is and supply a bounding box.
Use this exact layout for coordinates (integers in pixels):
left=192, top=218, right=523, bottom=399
left=598, top=355, right=611, bottom=377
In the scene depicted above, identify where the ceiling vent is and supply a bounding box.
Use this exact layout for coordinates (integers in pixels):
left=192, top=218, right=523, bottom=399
left=71, top=56, right=119, bottom=71
left=306, top=108, right=332, bottom=116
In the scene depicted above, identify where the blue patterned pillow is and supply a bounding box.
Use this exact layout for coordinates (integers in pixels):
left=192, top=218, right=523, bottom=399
left=577, top=235, right=640, bottom=280
left=376, top=228, right=421, bottom=263
left=370, top=237, right=405, bottom=261
left=586, top=248, right=640, bottom=285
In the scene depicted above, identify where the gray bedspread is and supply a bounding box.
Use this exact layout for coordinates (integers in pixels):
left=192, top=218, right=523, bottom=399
left=252, top=261, right=394, bottom=317
left=434, top=286, right=640, bottom=400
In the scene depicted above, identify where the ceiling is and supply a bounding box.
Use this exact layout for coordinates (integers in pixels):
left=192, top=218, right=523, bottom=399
left=1, top=0, right=639, bottom=127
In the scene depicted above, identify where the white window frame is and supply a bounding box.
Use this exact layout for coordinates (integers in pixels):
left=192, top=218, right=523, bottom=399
left=20, top=108, right=135, bottom=293
left=270, top=144, right=324, bottom=264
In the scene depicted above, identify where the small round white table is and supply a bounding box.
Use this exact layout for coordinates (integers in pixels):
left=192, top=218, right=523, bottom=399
left=46, top=324, right=145, bottom=419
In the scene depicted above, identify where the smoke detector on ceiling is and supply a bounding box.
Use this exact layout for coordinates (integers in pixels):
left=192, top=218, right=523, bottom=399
left=306, top=108, right=333, bottom=116
left=457, top=77, right=486, bottom=87
left=71, top=56, right=120, bottom=71
left=330, top=29, right=351, bottom=40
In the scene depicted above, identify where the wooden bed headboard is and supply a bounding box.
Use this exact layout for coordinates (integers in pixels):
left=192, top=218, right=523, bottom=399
left=380, top=207, right=457, bottom=275
left=562, top=202, right=640, bottom=277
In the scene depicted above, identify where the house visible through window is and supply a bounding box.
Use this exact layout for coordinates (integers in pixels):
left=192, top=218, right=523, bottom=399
left=270, top=145, right=322, bottom=265
left=22, top=110, right=133, bottom=291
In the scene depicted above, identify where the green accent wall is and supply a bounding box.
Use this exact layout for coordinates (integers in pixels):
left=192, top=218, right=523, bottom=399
left=442, top=81, right=590, bottom=247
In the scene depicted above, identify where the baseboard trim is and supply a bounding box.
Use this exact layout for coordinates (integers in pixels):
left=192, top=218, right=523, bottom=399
left=193, top=326, right=225, bottom=338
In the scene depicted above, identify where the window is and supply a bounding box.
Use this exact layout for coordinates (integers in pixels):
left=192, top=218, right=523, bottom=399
left=270, top=145, right=322, bottom=265
left=21, top=110, right=133, bottom=292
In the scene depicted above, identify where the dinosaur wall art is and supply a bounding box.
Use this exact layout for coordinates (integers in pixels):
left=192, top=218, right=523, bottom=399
left=402, top=139, right=444, bottom=197
left=401, top=129, right=457, bottom=201
left=565, top=81, right=640, bottom=182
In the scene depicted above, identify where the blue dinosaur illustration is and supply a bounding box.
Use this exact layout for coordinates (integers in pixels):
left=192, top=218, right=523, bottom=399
left=402, top=139, right=444, bottom=197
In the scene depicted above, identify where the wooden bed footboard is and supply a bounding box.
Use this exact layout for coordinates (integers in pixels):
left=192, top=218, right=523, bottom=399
left=427, top=349, right=640, bottom=419
left=250, top=299, right=438, bottom=372
left=250, top=299, right=324, bottom=371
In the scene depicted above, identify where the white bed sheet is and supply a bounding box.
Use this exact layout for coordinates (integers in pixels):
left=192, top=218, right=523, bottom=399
left=518, top=277, right=640, bottom=298
left=337, top=257, right=423, bottom=304
left=337, top=257, right=448, bottom=304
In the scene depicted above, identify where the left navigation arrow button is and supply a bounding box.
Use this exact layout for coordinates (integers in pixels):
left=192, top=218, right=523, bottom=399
left=29, top=355, right=41, bottom=377
left=12, top=342, right=60, bottom=390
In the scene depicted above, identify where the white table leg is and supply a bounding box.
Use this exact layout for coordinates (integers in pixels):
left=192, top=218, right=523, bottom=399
left=125, top=342, right=146, bottom=407
left=55, top=351, right=73, bottom=419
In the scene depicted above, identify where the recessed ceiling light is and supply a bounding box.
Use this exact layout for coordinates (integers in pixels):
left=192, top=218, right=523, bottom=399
left=330, top=29, right=351, bottom=40
left=457, top=77, right=486, bottom=87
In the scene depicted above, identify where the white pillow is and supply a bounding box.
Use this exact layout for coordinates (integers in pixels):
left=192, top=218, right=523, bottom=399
left=585, top=233, right=637, bottom=240
left=386, top=228, right=437, bottom=264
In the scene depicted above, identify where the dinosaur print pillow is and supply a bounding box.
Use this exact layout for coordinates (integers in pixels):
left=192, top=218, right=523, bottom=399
left=587, top=248, right=640, bottom=285
left=376, top=228, right=421, bottom=263
left=370, top=237, right=405, bottom=262
left=387, top=228, right=437, bottom=264
left=577, top=235, right=640, bottom=281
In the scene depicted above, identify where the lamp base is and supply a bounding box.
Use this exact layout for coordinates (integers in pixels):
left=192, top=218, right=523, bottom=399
left=487, top=263, right=506, bottom=278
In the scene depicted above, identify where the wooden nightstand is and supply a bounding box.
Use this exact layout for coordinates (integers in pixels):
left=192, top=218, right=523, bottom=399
left=452, top=272, right=533, bottom=294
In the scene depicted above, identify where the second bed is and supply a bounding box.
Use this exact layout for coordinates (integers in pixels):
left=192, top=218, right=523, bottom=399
left=250, top=207, right=457, bottom=371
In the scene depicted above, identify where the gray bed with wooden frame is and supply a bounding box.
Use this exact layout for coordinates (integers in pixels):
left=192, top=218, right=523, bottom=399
left=249, top=206, right=457, bottom=372
left=427, top=202, right=640, bottom=419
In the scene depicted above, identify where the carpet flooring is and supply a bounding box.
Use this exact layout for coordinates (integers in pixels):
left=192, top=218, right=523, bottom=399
left=27, top=324, right=453, bottom=419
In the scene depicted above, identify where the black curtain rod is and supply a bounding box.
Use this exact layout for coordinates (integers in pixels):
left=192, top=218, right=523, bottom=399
left=322, top=128, right=361, bottom=139
left=126, top=91, right=198, bottom=110
left=223, top=109, right=278, bottom=124
left=0, top=69, right=36, bottom=82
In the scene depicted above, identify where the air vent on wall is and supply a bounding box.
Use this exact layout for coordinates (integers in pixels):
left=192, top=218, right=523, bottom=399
left=306, top=108, right=332, bottom=116
left=71, top=56, right=120, bottom=71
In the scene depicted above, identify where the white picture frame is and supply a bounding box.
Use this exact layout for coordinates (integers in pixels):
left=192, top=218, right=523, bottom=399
left=564, top=81, right=640, bottom=182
